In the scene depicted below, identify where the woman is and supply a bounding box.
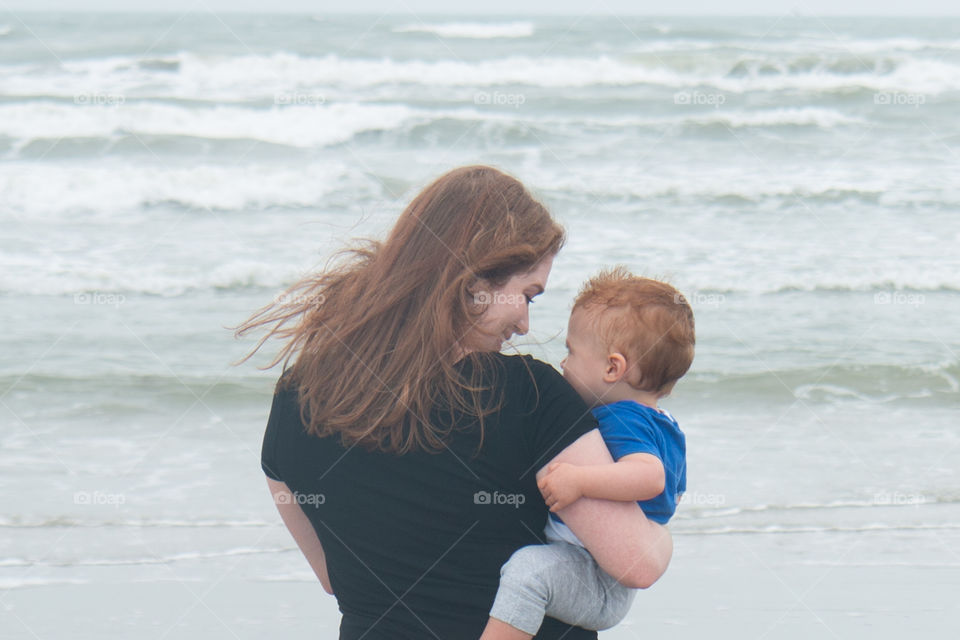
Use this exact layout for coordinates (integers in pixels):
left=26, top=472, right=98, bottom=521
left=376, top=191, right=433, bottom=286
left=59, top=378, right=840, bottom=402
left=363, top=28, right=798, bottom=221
left=236, top=166, right=673, bottom=639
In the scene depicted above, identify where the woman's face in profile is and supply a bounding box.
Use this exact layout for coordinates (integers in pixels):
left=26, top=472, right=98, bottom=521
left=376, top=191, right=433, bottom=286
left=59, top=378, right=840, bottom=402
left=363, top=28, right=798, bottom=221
left=464, top=255, right=554, bottom=353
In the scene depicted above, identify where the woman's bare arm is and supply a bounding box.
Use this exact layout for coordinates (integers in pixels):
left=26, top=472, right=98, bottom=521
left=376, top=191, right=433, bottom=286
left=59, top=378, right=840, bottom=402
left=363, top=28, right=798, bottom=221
left=537, top=430, right=673, bottom=589
left=266, top=477, right=334, bottom=594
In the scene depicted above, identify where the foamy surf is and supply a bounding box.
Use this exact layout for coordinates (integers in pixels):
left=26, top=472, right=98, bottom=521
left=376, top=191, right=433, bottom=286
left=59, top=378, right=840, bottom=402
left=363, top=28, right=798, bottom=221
left=393, top=21, right=535, bottom=38
left=6, top=51, right=959, bottom=96
left=0, top=101, right=417, bottom=149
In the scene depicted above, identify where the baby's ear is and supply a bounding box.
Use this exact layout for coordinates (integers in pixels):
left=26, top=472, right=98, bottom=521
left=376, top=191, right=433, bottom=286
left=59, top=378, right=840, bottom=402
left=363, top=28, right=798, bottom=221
left=604, top=352, right=628, bottom=382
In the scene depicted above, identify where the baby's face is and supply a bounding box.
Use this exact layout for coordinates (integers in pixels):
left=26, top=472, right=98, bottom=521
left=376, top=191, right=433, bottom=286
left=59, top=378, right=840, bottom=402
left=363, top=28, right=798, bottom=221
left=560, top=308, right=611, bottom=407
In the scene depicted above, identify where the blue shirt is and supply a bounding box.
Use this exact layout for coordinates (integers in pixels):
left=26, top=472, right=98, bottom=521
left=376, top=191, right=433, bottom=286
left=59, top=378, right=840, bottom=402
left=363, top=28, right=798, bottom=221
left=592, top=400, right=686, bottom=524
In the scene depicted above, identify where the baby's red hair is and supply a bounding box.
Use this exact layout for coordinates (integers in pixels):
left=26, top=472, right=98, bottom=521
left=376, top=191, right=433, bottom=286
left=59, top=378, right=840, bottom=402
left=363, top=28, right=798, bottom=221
left=573, top=266, right=695, bottom=394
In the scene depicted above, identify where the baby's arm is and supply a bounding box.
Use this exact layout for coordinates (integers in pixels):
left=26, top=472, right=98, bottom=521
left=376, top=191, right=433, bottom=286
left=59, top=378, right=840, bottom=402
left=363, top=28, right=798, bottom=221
left=537, top=453, right=664, bottom=512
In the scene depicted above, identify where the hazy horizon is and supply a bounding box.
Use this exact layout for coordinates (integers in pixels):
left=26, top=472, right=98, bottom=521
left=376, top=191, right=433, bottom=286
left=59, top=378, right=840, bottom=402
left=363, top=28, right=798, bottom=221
left=3, top=0, right=960, bottom=16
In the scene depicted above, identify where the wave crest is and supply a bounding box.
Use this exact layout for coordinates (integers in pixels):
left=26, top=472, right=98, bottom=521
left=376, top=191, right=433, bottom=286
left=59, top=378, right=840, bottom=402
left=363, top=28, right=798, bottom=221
left=393, top=21, right=535, bottom=38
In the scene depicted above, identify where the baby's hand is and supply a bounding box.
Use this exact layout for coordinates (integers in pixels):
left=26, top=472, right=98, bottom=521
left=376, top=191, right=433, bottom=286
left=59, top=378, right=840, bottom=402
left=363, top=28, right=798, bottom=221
left=537, top=462, right=583, bottom=512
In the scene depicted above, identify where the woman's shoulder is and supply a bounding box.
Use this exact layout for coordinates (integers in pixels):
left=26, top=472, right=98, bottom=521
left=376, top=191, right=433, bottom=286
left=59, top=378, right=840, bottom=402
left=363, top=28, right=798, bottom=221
left=488, top=352, right=558, bottom=374
left=485, top=353, right=578, bottom=415
left=470, top=352, right=565, bottom=391
left=455, top=353, right=566, bottom=408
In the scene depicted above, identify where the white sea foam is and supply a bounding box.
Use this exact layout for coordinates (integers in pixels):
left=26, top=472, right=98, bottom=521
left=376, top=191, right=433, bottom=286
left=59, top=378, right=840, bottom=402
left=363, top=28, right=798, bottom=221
left=0, top=102, right=859, bottom=157
left=531, top=106, right=858, bottom=130
left=0, top=516, right=271, bottom=528
left=260, top=570, right=320, bottom=582
left=815, top=36, right=960, bottom=54
left=3, top=157, right=958, bottom=296
left=64, top=546, right=288, bottom=566
left=920, top=362, right=960, bottom=393
left=675, top=522, right=960, bottom=536
left=4, top=252, right=957, bottom=297
left=0, top=255, right=306, bottom=297
left=0, top=156, right=941, bottom=219
left=528, top=162, right=938, bottom=206
left=793, top=384, right=900, bottom=403
left=0, top=557, right=30, bottom=566
left=799, top=560, right=960, bottom=567
left=0, top=160, right=368, bottom=216
left=676, top=497, right=957, bottom=520
left=0, top=577, right=89, bottom=589
left=5, top=52, right=959, bottom=99
left=3, top=547, right=288, bottom=569
left=163, top=53, right=960, bottom=94
left=0, top=101, right=415, bottom=149
left=393, top=21, right=535, bottom=38
left=676, top=107, right=859, bottom=129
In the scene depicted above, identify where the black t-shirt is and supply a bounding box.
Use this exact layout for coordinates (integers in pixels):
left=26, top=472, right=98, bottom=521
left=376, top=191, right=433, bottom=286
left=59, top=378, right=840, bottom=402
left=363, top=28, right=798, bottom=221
left=261, top=353, right=600, bottom=640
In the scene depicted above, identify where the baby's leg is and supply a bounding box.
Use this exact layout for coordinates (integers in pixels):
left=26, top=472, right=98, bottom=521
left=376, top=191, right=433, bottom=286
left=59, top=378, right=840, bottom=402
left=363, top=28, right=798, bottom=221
left=478, top=616, right=533, bottom=640
left=481, top=542, right=635, bottom=639
left=538, top=543, right=635, bottom=631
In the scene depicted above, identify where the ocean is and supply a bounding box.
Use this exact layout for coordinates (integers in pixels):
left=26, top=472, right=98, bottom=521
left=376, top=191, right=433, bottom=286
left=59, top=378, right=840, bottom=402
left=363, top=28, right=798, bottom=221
left=1, top=12, right=958, bottom=638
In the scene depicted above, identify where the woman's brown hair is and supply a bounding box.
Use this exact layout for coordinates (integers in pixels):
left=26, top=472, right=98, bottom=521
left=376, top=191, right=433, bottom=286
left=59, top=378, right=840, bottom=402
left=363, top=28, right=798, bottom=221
left=234, top=165, right=564, bottom=454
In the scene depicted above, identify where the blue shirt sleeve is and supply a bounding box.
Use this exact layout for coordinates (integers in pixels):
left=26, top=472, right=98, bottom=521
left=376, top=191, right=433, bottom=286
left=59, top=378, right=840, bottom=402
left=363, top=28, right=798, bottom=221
left=594, top=405, right=662, bottom=461
left=592, top=402, right=686, bottom=525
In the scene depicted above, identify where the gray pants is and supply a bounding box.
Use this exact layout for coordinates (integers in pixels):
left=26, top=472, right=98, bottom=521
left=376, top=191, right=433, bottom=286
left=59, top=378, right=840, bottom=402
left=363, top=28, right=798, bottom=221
left=489, top=542, right=636, bottom=635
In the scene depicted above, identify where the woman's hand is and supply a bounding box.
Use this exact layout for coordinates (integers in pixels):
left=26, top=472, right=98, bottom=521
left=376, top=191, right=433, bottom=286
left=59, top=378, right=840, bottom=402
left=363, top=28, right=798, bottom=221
left=538, top=462, right=584, bottom=512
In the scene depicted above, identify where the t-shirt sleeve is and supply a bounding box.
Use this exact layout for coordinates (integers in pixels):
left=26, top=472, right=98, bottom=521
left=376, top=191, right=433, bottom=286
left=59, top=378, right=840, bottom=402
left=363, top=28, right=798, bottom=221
left=598, top=410, right=662, bottom=461
left=260, top=377, right=298, bottom=482
left=520, top=356, right=599, bottom=475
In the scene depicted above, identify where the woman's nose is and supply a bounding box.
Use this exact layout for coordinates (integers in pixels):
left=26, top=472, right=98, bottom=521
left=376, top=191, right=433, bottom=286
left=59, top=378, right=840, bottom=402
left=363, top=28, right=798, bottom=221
left=515, top=305, right=529, bottom=335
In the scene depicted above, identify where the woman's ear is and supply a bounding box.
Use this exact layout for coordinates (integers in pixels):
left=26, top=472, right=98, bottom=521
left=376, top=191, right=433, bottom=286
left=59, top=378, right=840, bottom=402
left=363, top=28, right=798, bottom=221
left=604, top=352, right=628, bottom=383
left=467, top=277, right=493, bottom=309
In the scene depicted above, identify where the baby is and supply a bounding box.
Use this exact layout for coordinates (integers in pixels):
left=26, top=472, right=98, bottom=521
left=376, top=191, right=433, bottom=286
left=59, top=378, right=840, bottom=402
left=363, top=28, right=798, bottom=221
left=480, top=266, right=695, bottom=639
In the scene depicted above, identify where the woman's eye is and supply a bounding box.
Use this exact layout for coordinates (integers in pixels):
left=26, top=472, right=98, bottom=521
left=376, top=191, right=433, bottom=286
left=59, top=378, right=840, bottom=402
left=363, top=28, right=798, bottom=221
left=525, top=295, right=534, bottom=304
